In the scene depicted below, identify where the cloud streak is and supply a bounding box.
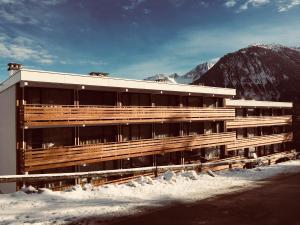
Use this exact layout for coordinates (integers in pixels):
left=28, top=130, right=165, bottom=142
left=0, top=0, right=65, bottom=25
left=0, top=34, right=55, bottom=64
left=122, top=0, right=147, bottom=11
left=238, top=0, right=270, bottom=12
left=224, top=0, right=300, bottom=12
left=224, top=0, right=237, bottom=7
left=278, top=0, right=300, bottom=12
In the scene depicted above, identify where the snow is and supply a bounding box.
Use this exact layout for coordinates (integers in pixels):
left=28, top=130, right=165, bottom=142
left=144, top=58, right=219, bottom=85
left=1, top=160, right=300, bottom=225
left=248, top=43, right=286, bottom=52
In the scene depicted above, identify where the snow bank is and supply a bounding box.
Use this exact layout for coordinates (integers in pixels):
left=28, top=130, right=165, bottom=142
left=1, top=160, right=300, bottom=225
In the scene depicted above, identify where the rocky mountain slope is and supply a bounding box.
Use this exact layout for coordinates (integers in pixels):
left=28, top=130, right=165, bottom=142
left=193, top=44, right=300, bottom=102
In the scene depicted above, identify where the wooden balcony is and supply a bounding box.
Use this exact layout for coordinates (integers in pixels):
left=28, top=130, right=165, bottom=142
left=20, top=104, right=235, bottom=128
left=227, top=132, right=293, bottom=151
left=226, top=116, right=292, bottom=129
left=24, top=132, right=236, bottom=172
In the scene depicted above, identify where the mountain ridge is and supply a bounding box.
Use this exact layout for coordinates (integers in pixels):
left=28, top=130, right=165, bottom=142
left=193, top=44, right=300, bottom=102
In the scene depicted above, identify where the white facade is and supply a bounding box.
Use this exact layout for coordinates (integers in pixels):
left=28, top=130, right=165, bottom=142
left=0, top=85, right=17, bottom=193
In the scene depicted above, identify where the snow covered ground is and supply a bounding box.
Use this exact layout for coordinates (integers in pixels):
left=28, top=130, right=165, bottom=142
left=1, top=160, right=300, bottom=225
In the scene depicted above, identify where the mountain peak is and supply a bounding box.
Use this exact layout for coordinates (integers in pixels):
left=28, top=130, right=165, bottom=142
left=182, top=58, right=219, bottom=81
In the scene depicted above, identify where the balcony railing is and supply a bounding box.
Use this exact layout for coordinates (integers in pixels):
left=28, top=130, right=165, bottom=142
left=226, top=116, right=292, bottom=129
left=24, top=132, right=236, bottom=172
left=227, top=132, right=293, bottom=151
left=20, top=104, right=235, bottom=128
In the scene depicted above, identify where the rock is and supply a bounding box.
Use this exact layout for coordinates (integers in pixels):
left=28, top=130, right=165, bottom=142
left=163, top=171, right=177, bottom=182
left=181, top=170, right=198, bottom=180
left=207, top=170, right=216, bottom=177
left=127, top=180, right=140, bottom=187
left=82, top=183, right=94, bottom=191
left=21, top=185, right=38, bottom=194
left=136, top=176, right=154, bottom=185
left=38, top=188, right=52, bottom=194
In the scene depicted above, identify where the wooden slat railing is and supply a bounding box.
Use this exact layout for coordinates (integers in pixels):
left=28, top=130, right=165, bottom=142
left=24, top=132, right=236, bottom=172
left=2, top=151, right=298, bottom=184
left=226, top=116, right=292, bottom=129
left=227, top=132, right=293, bottom=151
left=1, top=151, right=298, bottom=185
left=20, top=104, right=235, bottom=128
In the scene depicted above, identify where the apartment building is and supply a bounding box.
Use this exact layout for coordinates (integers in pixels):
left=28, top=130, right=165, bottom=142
left=0, top=63, right=293, bottom=193
left=225, top=99, right=293, bottom=157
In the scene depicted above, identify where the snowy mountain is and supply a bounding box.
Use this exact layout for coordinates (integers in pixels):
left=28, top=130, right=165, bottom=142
left=144, top=73, right=179, bottom=84
left=182, top=58, right=219, bottom=82
left=193, top=44, right=300, bottom=102
left=144, top=59, right=218, bottom=84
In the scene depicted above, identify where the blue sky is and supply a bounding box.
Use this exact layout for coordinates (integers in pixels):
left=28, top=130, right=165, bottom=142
left=0, top=0, right=300, bottom=81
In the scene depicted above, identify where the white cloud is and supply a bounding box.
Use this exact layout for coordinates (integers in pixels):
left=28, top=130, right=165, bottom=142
left=168, top=0, right=186, bottom=7
left=0, top=8, right=39, bottom=25
left=113, top=58, right=183, bottom=78
left=224, top=0, right=237, bottom=7
left=0, top=33, right=106, bottom=70
left=0, top=34, right=55, bottom=64
left=198, top=1, right=209, bottom=7
left=225, top=0, right=300, bottom=12
left=238, top=0, right=270, bottom=11
left=278, top=0, right=300, bottom=12
left=0, top=0, right=64, bottom=5
left=0, top=0, right=65, bottom=25
left=60, top=59, right=107, bottom=67
left=123, top=0, right=147, bottom=11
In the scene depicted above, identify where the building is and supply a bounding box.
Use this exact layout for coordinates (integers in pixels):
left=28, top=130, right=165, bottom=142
left=0, top=63, right=293, bottom=193
left=225, top=99, right=293, bottom=157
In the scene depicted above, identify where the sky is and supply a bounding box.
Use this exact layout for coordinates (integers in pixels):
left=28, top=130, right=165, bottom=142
left=0, top=0, right=300, bottom=81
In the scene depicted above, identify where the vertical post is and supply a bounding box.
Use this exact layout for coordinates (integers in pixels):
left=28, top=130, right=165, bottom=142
left=117, top=92, right=122, bottom=107
left=179, top=96, right=184, bottom=164
left=74, top=89, right=80, bottom=145
left=150, top=92, right=156, bottom=166
left=220, top=119, right=226, bottom=159
left=74, top=89, right=80, bottom=185
left=151, top=94, right=155, bottom=107
left=20, top=86, right=26, bottom=175
left=116, top=92, right=123, bottom=169
left=179, top=95, right=183, bottom=108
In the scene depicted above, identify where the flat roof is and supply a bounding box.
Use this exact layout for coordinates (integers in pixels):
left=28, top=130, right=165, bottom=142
left=225, top=99, right=293, bottom=108
left=0, top=68, right=236, bottom=97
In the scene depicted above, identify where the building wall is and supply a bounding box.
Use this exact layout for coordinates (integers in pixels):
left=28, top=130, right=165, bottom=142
left=0, top=85, right=16, bottom=193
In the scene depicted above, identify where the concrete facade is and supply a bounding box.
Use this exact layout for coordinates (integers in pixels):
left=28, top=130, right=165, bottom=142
left=0, top=85, right=17, bottom=193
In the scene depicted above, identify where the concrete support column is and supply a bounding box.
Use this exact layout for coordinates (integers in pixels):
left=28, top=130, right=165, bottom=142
left=19, top=86, right=26, bottom=176
left=150, top=92, right=156, bottom=165
left=179, top=95, right=183, bottom=108
left=117, top=92, right=122, bottom=107
left=151, top=94, right=155, bottom=107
